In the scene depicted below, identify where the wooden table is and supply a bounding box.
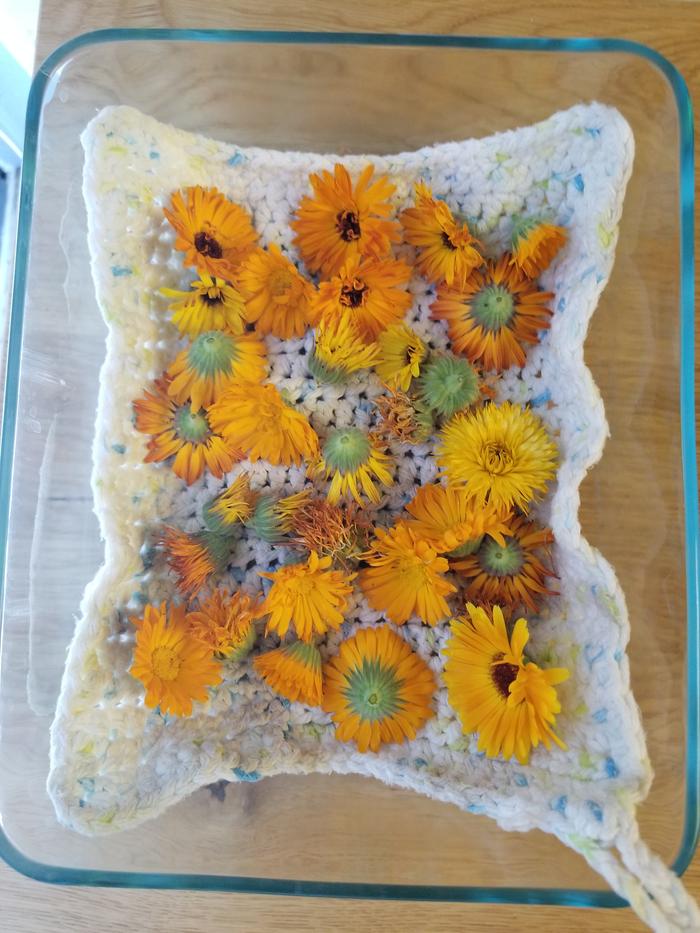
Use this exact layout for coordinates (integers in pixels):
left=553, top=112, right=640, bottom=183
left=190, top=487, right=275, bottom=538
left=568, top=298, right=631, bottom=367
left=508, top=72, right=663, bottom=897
left=2, top=1, right=697, bottom=930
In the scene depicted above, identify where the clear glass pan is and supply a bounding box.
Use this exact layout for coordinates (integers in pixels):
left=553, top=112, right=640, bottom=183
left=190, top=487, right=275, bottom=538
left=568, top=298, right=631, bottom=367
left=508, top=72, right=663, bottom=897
left=0, top=30, right=696, bottom=908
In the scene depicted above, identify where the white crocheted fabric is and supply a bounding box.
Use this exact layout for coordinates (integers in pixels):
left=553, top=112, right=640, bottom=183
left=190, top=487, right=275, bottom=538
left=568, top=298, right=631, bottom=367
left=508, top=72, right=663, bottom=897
left=47, top=104, right=699, bottom=930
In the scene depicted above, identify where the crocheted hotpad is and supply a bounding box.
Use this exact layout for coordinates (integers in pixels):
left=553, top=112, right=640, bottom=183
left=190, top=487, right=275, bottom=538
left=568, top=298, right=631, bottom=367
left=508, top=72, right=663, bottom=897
left=47, top=104, right=699, bottom=931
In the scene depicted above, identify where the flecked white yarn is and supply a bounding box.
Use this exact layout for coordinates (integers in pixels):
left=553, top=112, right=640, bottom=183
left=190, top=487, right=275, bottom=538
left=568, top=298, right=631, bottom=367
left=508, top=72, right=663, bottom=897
left=46, top=104, right=699, bottom=930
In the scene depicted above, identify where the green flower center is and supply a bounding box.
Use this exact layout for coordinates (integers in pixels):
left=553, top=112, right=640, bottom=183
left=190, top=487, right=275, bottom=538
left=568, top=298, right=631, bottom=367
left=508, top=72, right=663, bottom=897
left=344, top=658, right=401, bottom=721
left=187, top=330, right=237, bottom=377
left=174, top=406, right=211, bottom=443
left=479, top=537, right=524, bottom=577
left=323, top=427, right=371, bottom=474
left=419, top=355, right=480, bottom=418
left=471, top=285, right=515, bottom=332
left=490, top=654, right=520, bottom=698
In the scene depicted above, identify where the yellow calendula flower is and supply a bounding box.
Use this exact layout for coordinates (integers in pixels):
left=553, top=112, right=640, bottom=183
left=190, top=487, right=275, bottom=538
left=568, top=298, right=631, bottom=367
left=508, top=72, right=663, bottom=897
left=167, top=330, right=267, bottom=410
left=259, top=551, right=355, bottom=642
left=255, top=641, right=323, bottom=706
left=163, top=186, right=258, bottom=279
left=132, top=374, right=242, bottom=485
left=161, top=274, right=248, bottom=337
left=431, top=255, right=553, bottom=371
left=160, top=526, right=233, bottom=599
left=310, top=254, right=413, bottom=342
left=208, top=382, right=319, bottom=466
left=404, top=483, right=511, bottom=556
left=400, top=181, right=483, bottom=287
left=291, top=163, right=400, bottom=278
left=188, top=588, right=263, bottom=660
left=443, top=603, right=569, bottom=764
left=203, top=472, right=257, bottom=535
left=130, top=602, right=222, bottom=717
left=510, top=216, right=567, bottom=278
left=323, top=626, right=435, bottom=753
left=359, top=522, right=456, bottom=626
left=436, top=401, right=558, bottom=512
left=374, top=323, right=427, bottom=391
left=238, top=243, right=316, bottom=339
left=452, top=513, right=557, bottom=613
left=309, top=427, right=394, bottom=505
left=309, top=315, right=380, bottom=385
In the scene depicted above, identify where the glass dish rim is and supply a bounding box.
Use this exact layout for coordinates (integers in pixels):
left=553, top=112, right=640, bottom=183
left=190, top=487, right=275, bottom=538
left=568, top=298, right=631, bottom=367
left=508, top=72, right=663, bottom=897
left=0, top=27, right=696, bottom=908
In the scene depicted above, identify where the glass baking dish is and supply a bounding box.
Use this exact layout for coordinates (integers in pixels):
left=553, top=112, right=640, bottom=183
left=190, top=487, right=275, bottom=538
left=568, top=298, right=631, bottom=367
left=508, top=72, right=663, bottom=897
left=0, top=30, right=696, bottom=908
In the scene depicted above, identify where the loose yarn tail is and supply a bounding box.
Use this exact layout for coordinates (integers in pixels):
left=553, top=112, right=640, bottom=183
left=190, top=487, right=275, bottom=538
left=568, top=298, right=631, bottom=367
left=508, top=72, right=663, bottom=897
left=580, top=822, right=700, bottom=932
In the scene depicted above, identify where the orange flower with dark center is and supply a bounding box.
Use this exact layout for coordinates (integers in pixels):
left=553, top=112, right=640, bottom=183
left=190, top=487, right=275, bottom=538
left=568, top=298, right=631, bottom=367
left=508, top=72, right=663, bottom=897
left=451, top=513, right=557, bottom=613
left=133, top=374, right=241, bottom=485
left=431, top=254, right=553, bottom=371
left=401, top=182, right=483, bottom=287
left=163, top=186, right=258, bottom=279
left=291, top=163, right=400, bottom=278
left=310, top=255, right=412, bottom=342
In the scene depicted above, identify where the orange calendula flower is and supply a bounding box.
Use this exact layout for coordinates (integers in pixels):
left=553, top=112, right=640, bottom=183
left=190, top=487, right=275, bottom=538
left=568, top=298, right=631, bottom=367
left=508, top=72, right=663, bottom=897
left=400, top=181, right=483, bottom=286
left=510, top=216, right=567, bottom=278
left=187, top=588, right=263, bottom=660
left=167, top=330, right=267, bottom=410
left=375, top=388, right=434, bottom=445
left=436, top=401, right=558, bottom=512
left=404, top=483, right=511, bottom=556
left=161, top=274, right=248, bottom=337
left=323, top=626, right=435, bottom=753
left=310, top=255, right=412, bottom=342
left=291, top=163, right=400, bottom=278
left=290, top=498, right=372, bottom=568
left=208, top=382, right=319, bottom=466
left=130, top=602, right=222, bottom=717
left=309, top=427, right=394, bottom=505
left=431, top=255, right=553, bottom=371
left=443, top=603, right=568, bottom=764
left=452, top=513, right=556, bottom=613
left=163, top=186, right=258, bottom=279
left=238, top=243, right=316, bottom=339
left=133, top=374, right=241, bottom=485
left=259, top=551, right=355, bottom=642
left=374, top=323, right=427, bottom=391
left=359, top=522, right=457, bottom=626
left=255, top=641, right=323, bottom=706
left=160, top=526, right=233, bottom=598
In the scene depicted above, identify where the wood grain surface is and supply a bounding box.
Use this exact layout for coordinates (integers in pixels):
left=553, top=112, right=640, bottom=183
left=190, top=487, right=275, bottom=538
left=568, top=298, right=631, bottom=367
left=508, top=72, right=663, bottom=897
left=2, top=1, right=696, bottom=930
